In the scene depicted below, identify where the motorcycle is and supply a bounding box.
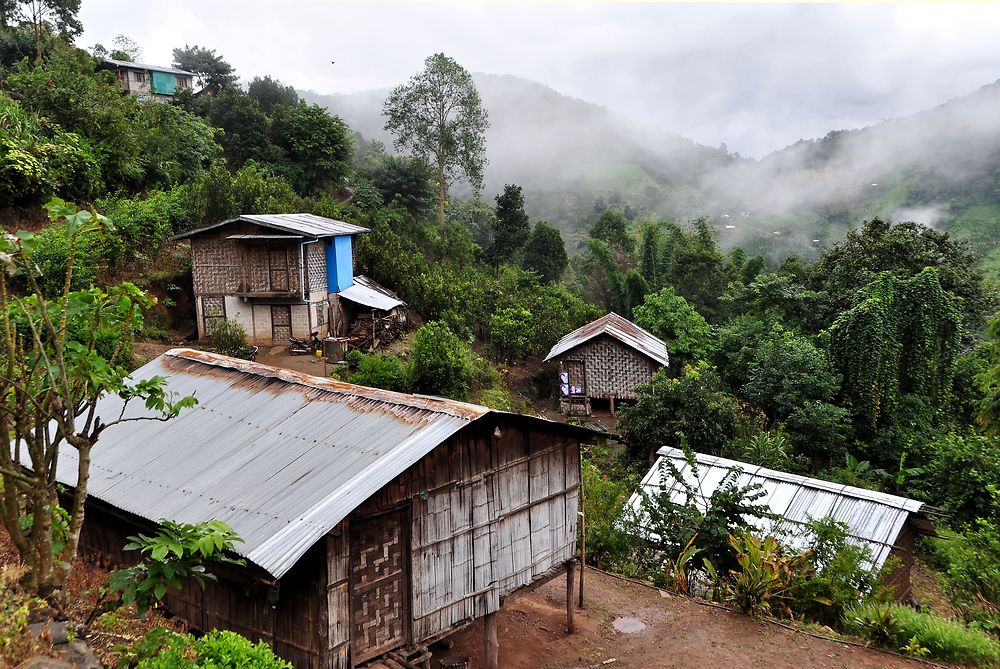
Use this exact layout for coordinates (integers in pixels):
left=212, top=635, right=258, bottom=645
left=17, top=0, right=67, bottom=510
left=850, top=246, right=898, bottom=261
left=288, top=332, right=322, bottom=356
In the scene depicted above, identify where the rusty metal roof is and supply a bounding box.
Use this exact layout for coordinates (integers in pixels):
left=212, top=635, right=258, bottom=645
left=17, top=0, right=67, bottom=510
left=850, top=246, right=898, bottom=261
left=627, top=447, right=933, bottom=571
left=543, top=312, right=669, bottom=366
left=55, top=349, right=597, bottom=579
left=171, top=214, right=369, bottom=241
left=337, top=275, right=406, bottom=312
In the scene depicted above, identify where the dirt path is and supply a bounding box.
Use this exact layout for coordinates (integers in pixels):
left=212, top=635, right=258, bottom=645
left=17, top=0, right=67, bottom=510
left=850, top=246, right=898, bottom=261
left=435, top=569, right=929, bottom=669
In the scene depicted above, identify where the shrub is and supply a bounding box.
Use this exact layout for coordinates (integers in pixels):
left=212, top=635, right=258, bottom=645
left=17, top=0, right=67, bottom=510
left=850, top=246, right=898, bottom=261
left=581, top=445, right=644, bottom=575
left=488, top=306, right=534, bottom=363
left=619, top=366, right=746, bottom=464
left=410, top=321, right=474, bottom=400
left=107, top=520, right=244, bottom=616
left=843, top=603, right=1000, bottom=665
left=345, top=351, right=412, bottom=392
left=123, top=628, right=291, bottom=669
left=922, top=431, right=1000, bottom=525
left=0, top=566, right=40, bottom=667
left=789, top=517, right=884, bottom=626
left=725, top=532, right=811, bottom=619
left=209, top=320, right=249, bottom=359
left=926, top=520, right=1000, bottom=632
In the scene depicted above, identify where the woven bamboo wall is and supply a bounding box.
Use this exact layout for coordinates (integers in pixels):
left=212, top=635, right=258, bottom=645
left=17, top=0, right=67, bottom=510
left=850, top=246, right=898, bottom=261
left=328, top=419, right=581, bottom=662
left=556, top=334, right=661, bottom=400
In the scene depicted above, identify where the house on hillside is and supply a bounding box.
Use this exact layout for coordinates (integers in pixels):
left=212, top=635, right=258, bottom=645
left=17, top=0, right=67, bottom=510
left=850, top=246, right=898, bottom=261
left=628, top=447, right=938, bottom=600
left=171, top=214, right=406, bottom=347
left=543, top=312, right=668, bottom=416
left=62, top=349, right=599, bottom=668
left=99, top=59, right=196, bottom=102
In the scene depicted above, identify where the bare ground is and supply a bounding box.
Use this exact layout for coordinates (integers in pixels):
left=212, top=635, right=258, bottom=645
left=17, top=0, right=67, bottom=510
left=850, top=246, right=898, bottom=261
left=434, top=569, right=931, bottom=669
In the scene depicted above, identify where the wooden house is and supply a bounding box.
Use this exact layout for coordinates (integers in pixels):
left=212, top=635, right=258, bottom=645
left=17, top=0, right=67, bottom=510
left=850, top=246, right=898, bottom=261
left=59, top=349, right=600, bottom=668
left=99, top=59, right=196, bottom=102
left=628, top=447, right=939, bottom=600
left=172, top=214, right=406, bottom=347
left=543, top=313, right=669, bottom=416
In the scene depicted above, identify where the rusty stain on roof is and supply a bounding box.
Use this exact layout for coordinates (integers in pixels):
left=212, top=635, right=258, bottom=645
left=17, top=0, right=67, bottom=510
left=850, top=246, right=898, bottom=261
left=543, top=312, right=669, bottom=366
left=54, top=349, right=601, bottom=579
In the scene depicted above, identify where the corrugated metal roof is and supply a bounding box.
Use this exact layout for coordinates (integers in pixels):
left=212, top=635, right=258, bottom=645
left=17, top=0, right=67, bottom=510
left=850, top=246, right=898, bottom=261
left=103, top=59, right=196, bottom=76
left=171, top=214, right=369, bottom=241
left=55, top=349, right=598, bottom=579
left=626, top=447, right=931, bottom=571
left=337, top=275, right=406, bottom=312
left=543, top=312, right=669, bottom=366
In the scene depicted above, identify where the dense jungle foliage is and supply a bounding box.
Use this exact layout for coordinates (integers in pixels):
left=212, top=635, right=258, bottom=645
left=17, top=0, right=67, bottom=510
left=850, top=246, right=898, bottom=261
left=3, top=6, right=1000, bottom=665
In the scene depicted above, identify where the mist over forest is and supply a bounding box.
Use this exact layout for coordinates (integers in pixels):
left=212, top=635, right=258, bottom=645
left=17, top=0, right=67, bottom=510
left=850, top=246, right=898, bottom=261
left=303, top=73, right=1000, bottom=271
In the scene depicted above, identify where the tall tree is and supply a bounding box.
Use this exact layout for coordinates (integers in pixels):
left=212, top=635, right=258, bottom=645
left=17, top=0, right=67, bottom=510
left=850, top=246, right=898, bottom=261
left=522, top=221, right=568, bottom=283
left=172, top=44, right=237, bottom=92
left=7, top=0, right=81, bottom=59
left=247, top=75, right=299, bottom=113
left=383, top=53, right=489, bottom=231
left=487, top=184, right=530, bottom=267
left=811, top=218, right=990, bottom=329
left=590, top=208, right=632, bottom=253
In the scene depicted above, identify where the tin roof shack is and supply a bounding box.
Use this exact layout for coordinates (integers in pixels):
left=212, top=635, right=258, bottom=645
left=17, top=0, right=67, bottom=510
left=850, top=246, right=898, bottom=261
left=172, top=214, right=372, bottom=346
left=59, top=349, right=599, bottom=668
left=543, top=313, right=669, bottom=417
left=335, top=275, right=411, bottom=351
left=628, top=447, right=937, bottom=600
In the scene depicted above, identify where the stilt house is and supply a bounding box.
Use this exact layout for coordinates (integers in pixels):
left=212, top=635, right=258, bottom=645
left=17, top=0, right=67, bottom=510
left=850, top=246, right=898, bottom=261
left=543, top=313, right=669, bottom=416
left=628, top=447, right=938, bottom=600
left=60, top=350, right=599, bottom=668
left=172, top=214, right=405, bottom=347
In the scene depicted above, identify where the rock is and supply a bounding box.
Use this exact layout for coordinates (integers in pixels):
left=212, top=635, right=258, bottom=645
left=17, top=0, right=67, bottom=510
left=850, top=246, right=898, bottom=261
left=19, top=657, right=74, bottom=669
left=27, top=621, right=71, bottom=644
left=57, top=640, right=103, bottom=669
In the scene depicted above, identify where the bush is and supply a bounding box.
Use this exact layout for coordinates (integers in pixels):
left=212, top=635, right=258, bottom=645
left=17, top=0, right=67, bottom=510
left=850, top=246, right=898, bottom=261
left=345, top=351, right=411, bottom=392
left=0, top=566, right=40, bottom=667
left=843, top=603, right=1000, bottom=665
left=410, top=321, right=475, bottom=400
left=922, top=432, right=1000, bottom=525
left=619, top=366, right=747, bottom=464
left=123, top=628, right=291, bottom=669
left=789, top=517, right=884, bottom=627
left=725, top=532, right=811, bottom=619
left=488, top=307, right=534, bottom=363
left=926, top=520, right=1000, bottom=632
left=209, top=320, right=249, bottom=359
left=581, top=445, right=643, bottom=575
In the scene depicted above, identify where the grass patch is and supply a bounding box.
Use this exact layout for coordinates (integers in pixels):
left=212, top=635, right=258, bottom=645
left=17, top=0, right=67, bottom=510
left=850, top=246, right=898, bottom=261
left=844, top=602, right=1000, bottom=666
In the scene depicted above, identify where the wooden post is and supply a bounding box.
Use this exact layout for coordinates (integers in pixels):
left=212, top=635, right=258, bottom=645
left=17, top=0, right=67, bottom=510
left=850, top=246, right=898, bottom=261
left=609, top=395, right=616, bottom=417
left=484, top=611, right=499, bottom=669
left=578, top=499, right=586, bottom=608
left=566, top=560, right=576, bottom=634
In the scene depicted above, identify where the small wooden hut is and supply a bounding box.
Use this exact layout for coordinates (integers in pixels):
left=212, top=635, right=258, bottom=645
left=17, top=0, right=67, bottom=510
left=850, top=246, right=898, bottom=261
left=543, top=313, right=669, bottom=416
left=60, top=349, right=601, bottom=668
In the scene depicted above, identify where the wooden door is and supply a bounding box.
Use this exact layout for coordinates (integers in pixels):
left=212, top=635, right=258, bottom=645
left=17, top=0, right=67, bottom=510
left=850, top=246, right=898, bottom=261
left=271, top=305, right=291, bottom=345
left=269, top=248, right=289, bottom=291
left=349, top=507, right=409, bottom=664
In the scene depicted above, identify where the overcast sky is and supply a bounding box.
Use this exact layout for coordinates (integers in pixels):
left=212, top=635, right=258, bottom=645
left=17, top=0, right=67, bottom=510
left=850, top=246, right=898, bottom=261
left=79, top=2, right=1000, bottom=157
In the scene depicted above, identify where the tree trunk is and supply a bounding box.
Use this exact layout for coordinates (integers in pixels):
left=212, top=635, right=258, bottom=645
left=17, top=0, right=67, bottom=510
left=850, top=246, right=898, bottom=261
left=437, top=162, right=446, bottom=234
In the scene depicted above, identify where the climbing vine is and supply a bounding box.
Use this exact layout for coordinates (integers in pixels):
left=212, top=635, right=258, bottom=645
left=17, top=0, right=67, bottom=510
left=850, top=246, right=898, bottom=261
left=830, top=268, right=961, bottom=430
